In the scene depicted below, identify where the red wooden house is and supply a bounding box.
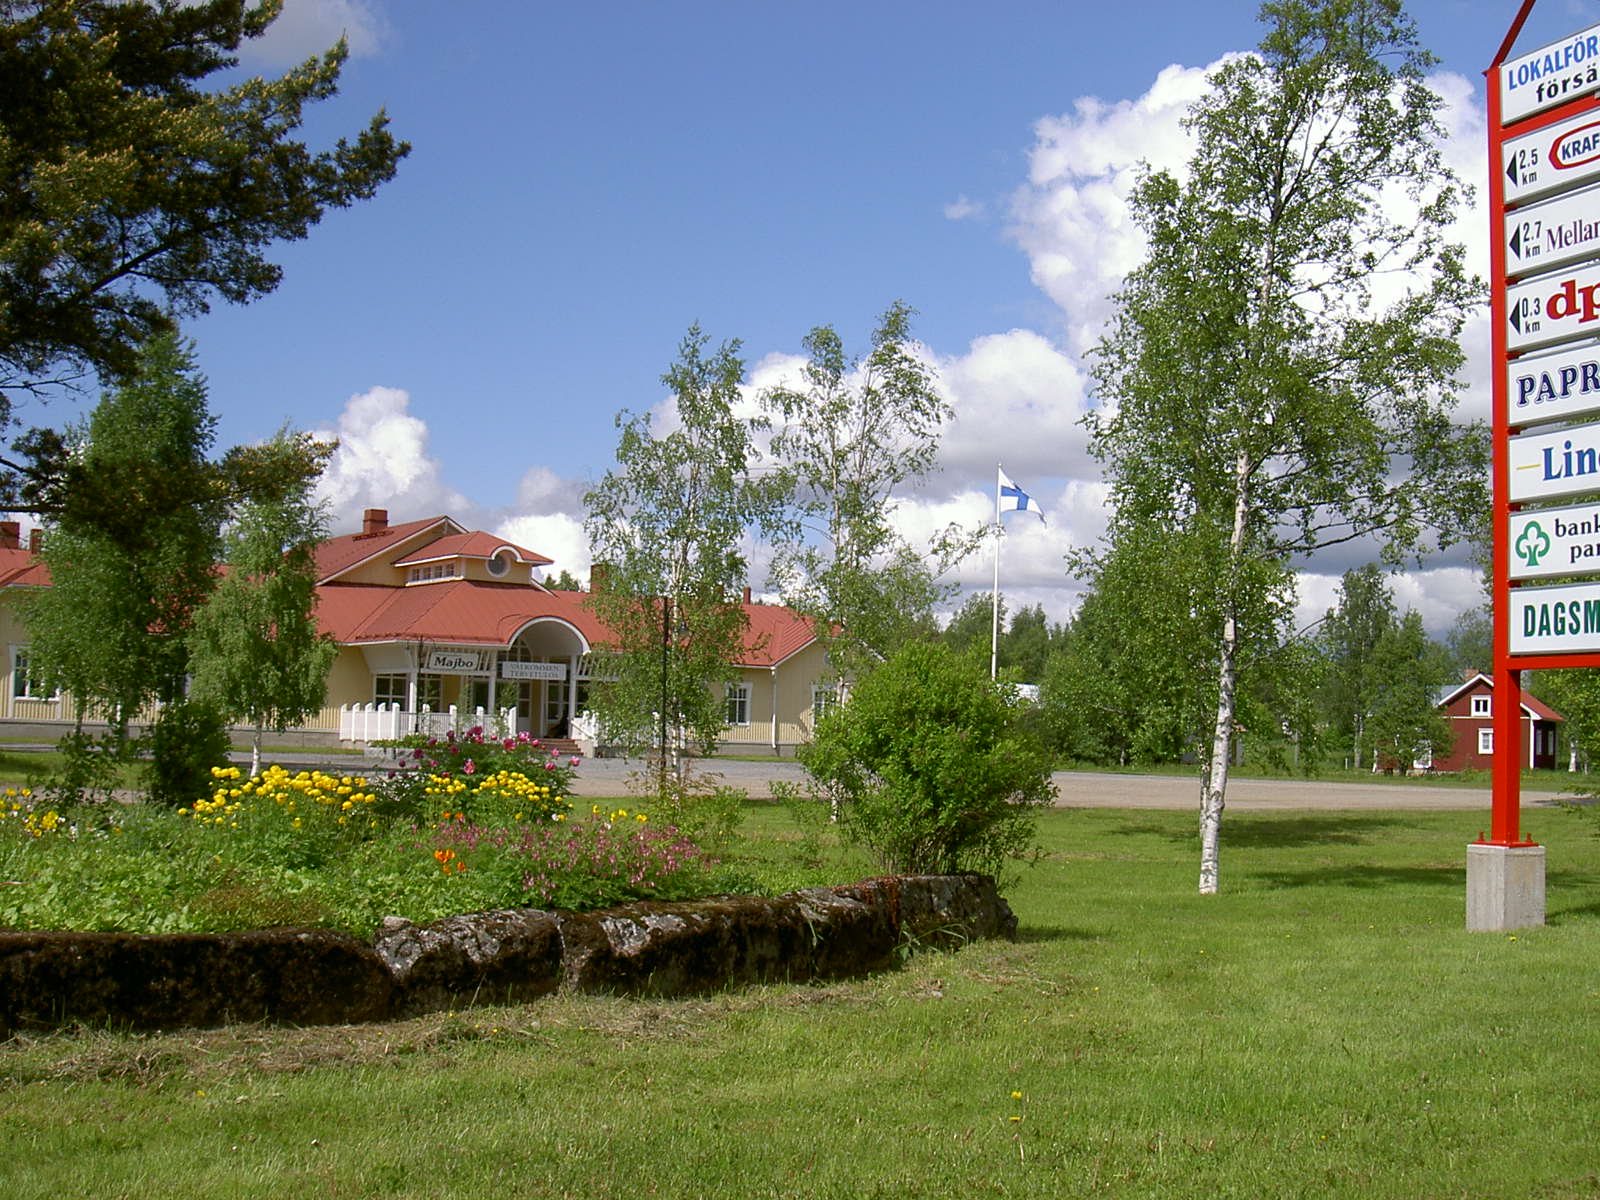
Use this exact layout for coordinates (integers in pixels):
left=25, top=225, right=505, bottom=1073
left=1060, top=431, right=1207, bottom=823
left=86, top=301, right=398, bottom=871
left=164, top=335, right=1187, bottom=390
left=1425, top=673, right=1563, bottom=772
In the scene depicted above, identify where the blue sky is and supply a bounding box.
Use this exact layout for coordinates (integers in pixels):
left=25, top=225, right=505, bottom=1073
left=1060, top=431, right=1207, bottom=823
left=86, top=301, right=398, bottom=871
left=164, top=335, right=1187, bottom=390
left=38, top=0, right=1600, bottom=632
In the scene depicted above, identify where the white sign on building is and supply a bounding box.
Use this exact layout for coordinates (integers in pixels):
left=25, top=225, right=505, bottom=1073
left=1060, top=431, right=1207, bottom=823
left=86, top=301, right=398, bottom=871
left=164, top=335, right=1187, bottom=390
left=426, top=649, right=487, bottom=674
left=1509, top=579, right=1600, bottom=655
left=1504, top=103, right=1600, bottom=206
left=500, top=661, right=567, bottom=681
left=1501, top=23, right=1600, bottom=125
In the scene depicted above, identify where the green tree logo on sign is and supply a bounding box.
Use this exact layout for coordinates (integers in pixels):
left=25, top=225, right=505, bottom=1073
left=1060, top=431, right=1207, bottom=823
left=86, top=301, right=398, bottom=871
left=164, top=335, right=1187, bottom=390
left=1516, top=520, right=1551, bottom=568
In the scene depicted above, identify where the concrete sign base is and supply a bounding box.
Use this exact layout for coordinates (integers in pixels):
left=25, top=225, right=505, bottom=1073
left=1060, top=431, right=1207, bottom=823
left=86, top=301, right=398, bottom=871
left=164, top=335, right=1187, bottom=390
left=1466, top=843, right=1547, bottom=931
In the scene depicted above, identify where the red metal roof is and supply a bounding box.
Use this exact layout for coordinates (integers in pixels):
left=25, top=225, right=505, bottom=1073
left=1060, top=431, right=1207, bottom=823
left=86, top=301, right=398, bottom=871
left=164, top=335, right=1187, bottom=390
left=313, top=515, right=458, bottom=583
left=392, top=530, right=552, bottom=567
left=0, top=548, right=47, bottom=588
left=315, top=578, right=815, bottom=665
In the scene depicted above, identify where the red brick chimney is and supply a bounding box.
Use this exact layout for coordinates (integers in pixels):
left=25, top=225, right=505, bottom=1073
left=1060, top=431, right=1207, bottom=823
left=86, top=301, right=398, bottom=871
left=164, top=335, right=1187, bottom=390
left=742, top=585, right=752, bottom=604
left=361, top=508, right=388, bottom=536
left=589, top=563, right=609, bottom=592
left=27, top=528, right=41, bottom=554
left=0, top=521, right=20, bottom=550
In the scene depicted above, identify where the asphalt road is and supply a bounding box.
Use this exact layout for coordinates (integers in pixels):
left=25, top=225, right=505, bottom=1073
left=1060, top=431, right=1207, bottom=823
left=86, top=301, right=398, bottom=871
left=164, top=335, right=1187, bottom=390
left=561, top=757, right=1571, bottom=812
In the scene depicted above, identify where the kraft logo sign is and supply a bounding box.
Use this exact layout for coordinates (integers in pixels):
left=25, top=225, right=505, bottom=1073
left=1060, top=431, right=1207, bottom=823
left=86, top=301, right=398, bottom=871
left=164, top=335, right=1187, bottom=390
left=1516, top=520, right=1551, bottom=568
left=1503, top=106, right=1600, bottom=204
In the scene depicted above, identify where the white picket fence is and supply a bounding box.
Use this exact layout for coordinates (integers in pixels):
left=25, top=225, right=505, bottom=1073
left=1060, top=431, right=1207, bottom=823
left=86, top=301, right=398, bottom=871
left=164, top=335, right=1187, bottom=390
left=337, top=704, right=517, bottom=742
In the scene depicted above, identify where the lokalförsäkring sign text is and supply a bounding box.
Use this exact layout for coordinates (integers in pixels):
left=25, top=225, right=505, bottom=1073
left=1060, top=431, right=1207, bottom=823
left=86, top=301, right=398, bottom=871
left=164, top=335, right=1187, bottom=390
left=1509, top=580, right=1600, bottom=655
left=1502, top=23, right=1600, bottom=126
left=1507, top=501, right=1600, bottom=581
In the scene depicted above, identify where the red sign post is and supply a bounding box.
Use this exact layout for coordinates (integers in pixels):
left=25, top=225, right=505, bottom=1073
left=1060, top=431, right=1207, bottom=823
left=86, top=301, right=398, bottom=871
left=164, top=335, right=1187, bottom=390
left=1482, top=0, right=1600, bottom=927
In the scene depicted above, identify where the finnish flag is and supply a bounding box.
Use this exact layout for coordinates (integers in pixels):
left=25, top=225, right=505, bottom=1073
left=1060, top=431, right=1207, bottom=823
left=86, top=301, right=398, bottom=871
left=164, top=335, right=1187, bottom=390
left=999, top=469, right=1045, bottom=521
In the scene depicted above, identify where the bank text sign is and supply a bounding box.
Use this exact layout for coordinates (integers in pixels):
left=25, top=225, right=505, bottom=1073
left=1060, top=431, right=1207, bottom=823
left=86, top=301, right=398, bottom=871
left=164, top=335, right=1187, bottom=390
left=1508, top=501, right=1600, bottom=580
left=1502, top=23, right=1600, bottom=125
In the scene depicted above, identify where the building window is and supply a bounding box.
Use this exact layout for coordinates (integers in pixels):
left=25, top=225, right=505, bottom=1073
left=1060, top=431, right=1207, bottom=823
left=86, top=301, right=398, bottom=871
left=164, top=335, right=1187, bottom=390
left=406, top=562, right=459, bottom=584
left=10, top=648, right=41, bottom=700
left=419, top=676, right=443, bottom=712
left=812, top=684, right=839, bottom=720
left=1478, top=727, right=1494, bottom=755
left=374, top=674, right=406, bottom=708
left=1471, top=695, right=1490, bottom=717
left=725, top=682, right=750, bottom=726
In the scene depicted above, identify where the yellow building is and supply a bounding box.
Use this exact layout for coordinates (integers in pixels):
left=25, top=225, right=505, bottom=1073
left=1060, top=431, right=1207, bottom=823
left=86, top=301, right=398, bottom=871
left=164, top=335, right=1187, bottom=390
left=0, top=510, right=833, bottom=756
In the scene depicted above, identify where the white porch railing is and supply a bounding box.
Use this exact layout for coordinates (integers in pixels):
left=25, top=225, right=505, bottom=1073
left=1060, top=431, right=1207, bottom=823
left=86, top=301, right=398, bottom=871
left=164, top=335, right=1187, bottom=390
left=338, top=704, right=517, bottom=742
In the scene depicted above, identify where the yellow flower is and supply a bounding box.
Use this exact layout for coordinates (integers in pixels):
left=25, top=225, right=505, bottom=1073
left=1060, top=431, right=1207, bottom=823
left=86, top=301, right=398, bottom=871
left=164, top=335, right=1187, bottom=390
left=1011, top=1091, right=1022, bottom=1100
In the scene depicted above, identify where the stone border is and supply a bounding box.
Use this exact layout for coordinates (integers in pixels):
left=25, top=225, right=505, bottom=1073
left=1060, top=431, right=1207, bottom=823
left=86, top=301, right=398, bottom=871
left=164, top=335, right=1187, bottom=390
left=0, top=875, right=1015, bottom=1035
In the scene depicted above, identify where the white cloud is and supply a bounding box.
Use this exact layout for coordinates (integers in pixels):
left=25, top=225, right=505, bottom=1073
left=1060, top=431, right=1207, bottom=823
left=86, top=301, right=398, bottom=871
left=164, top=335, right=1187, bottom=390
left=312, top=386, right=470, bottom=528
left=1008, top=60, right=1227, bottom=357
left=237, top=0, right=386, bottom=65
left=943, top=195, right=985, bottom=221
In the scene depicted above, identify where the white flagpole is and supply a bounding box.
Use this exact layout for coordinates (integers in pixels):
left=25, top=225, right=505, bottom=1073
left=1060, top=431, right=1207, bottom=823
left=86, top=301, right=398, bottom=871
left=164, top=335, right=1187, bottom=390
left=992, top=465, right=1002, bottom=681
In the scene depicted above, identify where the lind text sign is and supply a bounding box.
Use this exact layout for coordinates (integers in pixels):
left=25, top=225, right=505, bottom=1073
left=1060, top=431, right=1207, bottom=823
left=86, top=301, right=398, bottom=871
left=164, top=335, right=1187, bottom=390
left=1507, top=422, right=1600, bottom=503
left=1502, top=23, right=1600, bottom=126
left=1509, top=579, right=1600, bottom=654
left=1504, top=102, right=1600, bottom=206
left=1508, top=501, right=1600, bottom=580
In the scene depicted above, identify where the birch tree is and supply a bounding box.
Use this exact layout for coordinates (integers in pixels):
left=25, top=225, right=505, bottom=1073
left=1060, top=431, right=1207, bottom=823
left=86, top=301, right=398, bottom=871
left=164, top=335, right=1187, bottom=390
left=584, top=326, right=780, bottom=783
left=1088, top=0, right=1486, bottom=893
left=188, top=431, right=337, bottom=776
left=762, top=301, right=954, bottom=673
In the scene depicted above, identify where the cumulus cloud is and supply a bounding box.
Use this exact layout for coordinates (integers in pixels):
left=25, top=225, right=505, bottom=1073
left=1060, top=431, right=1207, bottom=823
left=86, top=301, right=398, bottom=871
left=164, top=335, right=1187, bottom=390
left=312, top=387, right=471, bottom=528
left=236, top=0, right=387, bottom=65
left=1008, top=60, right=1226, bottom=357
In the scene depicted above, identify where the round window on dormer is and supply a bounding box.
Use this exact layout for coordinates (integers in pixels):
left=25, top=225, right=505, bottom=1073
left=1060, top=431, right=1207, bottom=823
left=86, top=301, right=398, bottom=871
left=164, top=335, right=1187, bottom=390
left=486, top=548, right=513, bottom=578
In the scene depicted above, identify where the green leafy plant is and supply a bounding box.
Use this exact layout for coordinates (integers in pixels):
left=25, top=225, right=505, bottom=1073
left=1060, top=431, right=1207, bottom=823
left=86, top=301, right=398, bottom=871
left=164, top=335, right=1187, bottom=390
left=798, top=641, right=1054, bottom=879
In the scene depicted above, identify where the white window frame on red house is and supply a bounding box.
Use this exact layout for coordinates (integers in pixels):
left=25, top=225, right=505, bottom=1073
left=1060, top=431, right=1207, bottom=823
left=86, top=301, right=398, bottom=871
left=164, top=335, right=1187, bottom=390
left=1471, top=694, right=1491, bottom=717
left=1478, top=727, right=1494, bottom=755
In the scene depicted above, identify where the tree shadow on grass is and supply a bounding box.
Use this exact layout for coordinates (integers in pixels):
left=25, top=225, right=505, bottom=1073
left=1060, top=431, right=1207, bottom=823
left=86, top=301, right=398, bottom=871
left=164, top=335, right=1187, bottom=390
left=1249, top=863, right=1465, bottom=890
left=1111, top=813, right=1411, bottom=849
left=1014, top=926, right=1102, bottom=945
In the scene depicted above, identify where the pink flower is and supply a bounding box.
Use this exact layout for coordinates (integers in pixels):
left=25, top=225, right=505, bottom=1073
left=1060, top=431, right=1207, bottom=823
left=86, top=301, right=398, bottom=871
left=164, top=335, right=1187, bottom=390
left=569, top=756, right=581, bottom=767
left=544, top=760, right=556, bottom=771
left=463, top=759, right=476, bottom=775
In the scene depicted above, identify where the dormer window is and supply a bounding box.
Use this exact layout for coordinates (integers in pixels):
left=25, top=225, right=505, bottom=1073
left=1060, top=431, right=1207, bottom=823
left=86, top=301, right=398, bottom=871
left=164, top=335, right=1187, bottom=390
left=1471, top=695, right=1491, bottom=717
left=406, top=561, right=459, bottom=584
left=486, top=548, right=514, bottom=578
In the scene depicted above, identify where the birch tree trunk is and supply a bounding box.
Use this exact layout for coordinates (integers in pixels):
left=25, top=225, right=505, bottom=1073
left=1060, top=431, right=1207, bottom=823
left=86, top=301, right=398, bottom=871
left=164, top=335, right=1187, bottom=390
left=1200, top=449, right=1252, bottom=895
left=251, top=721, right=264, bottom=779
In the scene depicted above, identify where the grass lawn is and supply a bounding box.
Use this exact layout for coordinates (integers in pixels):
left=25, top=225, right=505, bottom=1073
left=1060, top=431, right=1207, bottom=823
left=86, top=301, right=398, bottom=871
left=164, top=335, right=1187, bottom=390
left=3, top=804, right=1600, bottom=1198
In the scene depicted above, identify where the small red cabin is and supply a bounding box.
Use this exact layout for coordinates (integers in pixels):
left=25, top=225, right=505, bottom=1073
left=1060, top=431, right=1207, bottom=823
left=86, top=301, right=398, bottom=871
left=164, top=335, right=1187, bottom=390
left=1424, top=672, right=1563, bottom=772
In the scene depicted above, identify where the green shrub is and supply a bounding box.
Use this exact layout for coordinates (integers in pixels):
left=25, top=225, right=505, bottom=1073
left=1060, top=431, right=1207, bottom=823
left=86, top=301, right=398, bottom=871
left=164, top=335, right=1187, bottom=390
left=146, top=698, right=233, bottom=807
left=798, top=642, right=1054, bottom=879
